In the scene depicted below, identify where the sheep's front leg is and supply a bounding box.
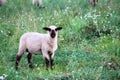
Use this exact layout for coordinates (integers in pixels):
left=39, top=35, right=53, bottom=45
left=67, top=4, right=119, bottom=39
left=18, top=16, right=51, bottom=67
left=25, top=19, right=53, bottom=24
left=45, top=58, right=49, bottom=70
left=50, top=58, right=54, bottom=70
left=27, top=53, right=33, bottom=68
left=43, top=51, right=50, bottom=70
left=48, top=51, right=54, bottom=70
left=45, top=58, right=54, bottom=70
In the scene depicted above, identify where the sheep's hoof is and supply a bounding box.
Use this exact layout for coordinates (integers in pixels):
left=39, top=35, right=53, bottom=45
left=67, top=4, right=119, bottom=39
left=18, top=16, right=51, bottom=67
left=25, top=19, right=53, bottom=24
left=51, top=67, right=53, bottom=70
left=15, top=66, right=18, bottom=70
left=51, top=66, right=55, bottom=70
left=29, top=64, right=34, bottom=69
left=46, top=67, right=49, bottom=70
left=15, top=64, right=18, bottom=70
left=39, top=6, right=45, bottom=9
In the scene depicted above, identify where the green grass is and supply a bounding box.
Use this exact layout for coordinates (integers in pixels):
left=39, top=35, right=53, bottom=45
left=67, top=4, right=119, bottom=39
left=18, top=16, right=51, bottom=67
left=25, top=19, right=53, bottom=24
left=0, top=0, right=120, bottom=80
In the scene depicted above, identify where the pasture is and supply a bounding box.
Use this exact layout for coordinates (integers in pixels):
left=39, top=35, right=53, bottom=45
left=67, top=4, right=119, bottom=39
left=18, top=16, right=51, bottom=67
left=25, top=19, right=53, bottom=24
left=0, top=0, right=120, bottom=79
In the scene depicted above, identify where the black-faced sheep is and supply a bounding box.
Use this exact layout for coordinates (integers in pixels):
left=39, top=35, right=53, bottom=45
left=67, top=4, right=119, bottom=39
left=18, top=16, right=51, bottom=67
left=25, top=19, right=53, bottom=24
left=15, top=26, right=62, bottom=70
left=89, top=0, right=98, bottom=6
left=32, top=0, right=45, bottom=8
left=0, top=0, right=7, bottom=6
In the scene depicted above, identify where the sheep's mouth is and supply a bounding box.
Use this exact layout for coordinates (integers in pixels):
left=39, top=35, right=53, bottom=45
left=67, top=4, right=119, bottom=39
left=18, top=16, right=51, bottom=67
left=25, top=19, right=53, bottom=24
left=51, top=34, right=56, bottom=38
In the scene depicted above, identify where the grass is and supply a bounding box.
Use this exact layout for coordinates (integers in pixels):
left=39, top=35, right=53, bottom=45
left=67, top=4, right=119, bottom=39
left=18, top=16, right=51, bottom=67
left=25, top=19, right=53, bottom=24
left=0, top=0, right=120, bottom=80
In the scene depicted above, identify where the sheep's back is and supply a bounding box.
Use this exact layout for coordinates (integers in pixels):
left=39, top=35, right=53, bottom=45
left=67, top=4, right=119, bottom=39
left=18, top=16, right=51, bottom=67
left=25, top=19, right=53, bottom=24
left=20, top=32, right=46, bottom=54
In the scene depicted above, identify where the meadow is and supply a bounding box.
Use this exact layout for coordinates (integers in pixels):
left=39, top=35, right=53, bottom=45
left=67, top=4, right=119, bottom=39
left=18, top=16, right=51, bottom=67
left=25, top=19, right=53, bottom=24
left=0, top=0, right=120, bottom=80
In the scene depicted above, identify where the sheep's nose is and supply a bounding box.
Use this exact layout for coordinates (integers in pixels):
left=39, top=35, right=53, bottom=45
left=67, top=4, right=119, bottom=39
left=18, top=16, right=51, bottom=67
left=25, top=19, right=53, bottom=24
left=51, top=30, right=56, bottom=38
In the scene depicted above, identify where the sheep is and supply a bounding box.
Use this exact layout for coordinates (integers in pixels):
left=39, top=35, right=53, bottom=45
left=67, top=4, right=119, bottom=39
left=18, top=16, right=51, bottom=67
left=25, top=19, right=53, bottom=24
left=32, top=0, right=45, bottom=8
left=89, top=0, right=98, bottom=7
left=15, top=25, right=62, bottom=70
left=0, top=0, right=7, bottom=6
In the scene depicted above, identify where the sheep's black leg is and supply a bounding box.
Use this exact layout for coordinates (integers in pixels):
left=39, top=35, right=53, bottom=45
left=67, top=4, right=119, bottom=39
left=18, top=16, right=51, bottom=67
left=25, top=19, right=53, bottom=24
left=48, top=51, right=54, bottom=70
left=45, top=58, right=49, bottom=70
left=15, top=55, right=22, bottom=70
left=27, top=53, right=33, bottom=68
left=50, top=59, right=54, bottom=70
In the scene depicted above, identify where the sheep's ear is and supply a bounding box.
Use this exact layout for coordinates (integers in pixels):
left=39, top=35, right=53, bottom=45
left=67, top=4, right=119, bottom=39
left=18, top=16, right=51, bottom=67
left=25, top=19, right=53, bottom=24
left=43, top=27, right=51, bottom=31
left=55, top=27, right=62, bottom=31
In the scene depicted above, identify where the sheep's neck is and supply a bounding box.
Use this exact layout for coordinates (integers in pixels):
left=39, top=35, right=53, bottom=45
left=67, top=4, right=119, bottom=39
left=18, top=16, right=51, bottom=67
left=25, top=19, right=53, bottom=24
left=47, top=36, right=57, bottom=50
left=49, top=36, right=57, bottom=44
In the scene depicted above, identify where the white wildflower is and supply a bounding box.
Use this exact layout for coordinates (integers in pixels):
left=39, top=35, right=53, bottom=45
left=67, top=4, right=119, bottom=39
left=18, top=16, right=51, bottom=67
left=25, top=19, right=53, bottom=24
left=0, top=74, right=8, bottom=80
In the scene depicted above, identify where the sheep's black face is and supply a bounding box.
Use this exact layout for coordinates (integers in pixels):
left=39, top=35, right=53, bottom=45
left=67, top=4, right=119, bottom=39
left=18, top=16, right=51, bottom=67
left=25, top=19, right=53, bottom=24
left=43, top=26, right=62, bottom=38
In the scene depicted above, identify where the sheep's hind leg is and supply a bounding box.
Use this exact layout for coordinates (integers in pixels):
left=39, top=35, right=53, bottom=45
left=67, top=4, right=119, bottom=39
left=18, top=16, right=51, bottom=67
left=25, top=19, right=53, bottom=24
left=27, top=53, right=33, bottom=68
left=15, top=55, right=22, bottom=70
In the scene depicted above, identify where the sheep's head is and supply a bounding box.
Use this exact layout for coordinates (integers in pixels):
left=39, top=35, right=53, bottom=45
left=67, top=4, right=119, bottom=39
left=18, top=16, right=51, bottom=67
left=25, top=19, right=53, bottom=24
left=43, top=26, right=62, bottom=38
left=89, top=0, right=98, bottom=6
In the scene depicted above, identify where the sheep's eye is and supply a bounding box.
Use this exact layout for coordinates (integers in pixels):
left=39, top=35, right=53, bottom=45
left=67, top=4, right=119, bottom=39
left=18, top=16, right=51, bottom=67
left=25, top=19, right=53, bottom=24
left=48, top=29, right=52, bottom=32
left=48, top=29, right=51, bottom=32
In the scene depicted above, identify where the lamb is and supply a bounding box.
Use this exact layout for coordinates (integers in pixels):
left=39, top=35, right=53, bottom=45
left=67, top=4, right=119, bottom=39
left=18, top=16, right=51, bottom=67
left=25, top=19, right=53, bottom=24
left=32, top=0, right=45, bottom=8
left=89, top=0, right=98, bottom=7
left=15, top=25, right=62, bottom=70
left=0, top=0, right=7, bottom=6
